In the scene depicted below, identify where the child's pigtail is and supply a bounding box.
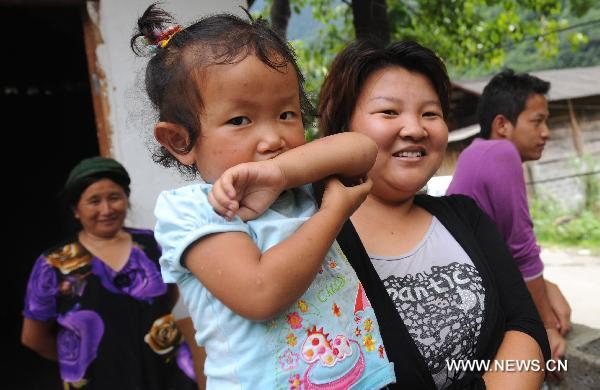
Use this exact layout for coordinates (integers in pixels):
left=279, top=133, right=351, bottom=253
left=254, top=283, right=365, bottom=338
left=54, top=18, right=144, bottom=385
left=131, top=3, right=181, bottom=56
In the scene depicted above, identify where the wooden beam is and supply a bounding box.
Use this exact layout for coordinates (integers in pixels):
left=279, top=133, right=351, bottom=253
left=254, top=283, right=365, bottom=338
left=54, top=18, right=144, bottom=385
left=81, top=2, right=112, bottom=157
left=567, top=99, right=584, bottom=156
left=0, top=0, right=91, bottom=5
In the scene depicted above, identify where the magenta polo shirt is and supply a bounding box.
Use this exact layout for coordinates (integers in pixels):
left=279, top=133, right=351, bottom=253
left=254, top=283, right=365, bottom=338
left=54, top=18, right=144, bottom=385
left=447, top=138, right=544, bottom=281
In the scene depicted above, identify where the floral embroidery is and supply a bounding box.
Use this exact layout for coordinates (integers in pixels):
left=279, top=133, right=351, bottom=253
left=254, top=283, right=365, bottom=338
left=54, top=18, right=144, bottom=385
left=289, top=373, right=303, bottom=389
left=57, top=309, right=104, bottom=383
left=354, top=314, right=362, bottom=324
left=64, top=378, right=88, bottom=389
left=364, top=318, right=373, bottom=332
left=297, top=300, right=308, bottom=313
left=287, top=312, right=303, bottom=330
left=328, top=260, right=337, bottom=269
left=379, top=345, right=385, bottom=359
left=286, top=333, right=297, bottom=347
left=363, top=334, right=376, bottom=352
left=58, top=274, right=89, bottom=298
left=332, top=303, right=341, bottom=317
left=176, top=342, right=197, bottom=381
left=144, top=314, right=182, bottom=356
left=278, top=349, right=300, bottom=371
left=92, top=247, right=166, bottom=300
left=355, top=327, right=362, bottom=337
left=47, top=243, right=92, bottom=275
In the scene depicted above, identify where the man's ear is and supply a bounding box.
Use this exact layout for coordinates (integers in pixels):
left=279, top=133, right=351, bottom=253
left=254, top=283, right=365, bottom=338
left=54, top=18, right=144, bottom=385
left=154, top=122, right=196, bottom=166
left=490, top=114, right=514, bottom=139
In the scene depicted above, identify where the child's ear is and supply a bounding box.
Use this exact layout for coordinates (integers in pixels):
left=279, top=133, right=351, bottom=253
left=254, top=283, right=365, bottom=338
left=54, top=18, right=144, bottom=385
left=491, top=114, right=514, bottom=139
left=154, top=122, right=196, bottom=166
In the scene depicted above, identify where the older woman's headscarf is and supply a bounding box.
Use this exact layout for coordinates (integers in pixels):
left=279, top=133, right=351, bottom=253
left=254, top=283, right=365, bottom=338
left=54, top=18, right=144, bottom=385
left=65, top=157, right=131, bottom=193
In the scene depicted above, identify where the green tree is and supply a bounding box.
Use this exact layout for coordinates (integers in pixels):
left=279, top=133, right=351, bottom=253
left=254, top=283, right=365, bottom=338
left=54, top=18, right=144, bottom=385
left=255, top=0, right=595, bottom=100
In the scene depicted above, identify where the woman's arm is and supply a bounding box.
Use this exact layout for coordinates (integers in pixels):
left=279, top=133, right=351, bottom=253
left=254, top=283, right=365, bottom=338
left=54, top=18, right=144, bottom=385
left=21, top=317, right=58, bottom=361
left=209, top=132, right=377, bottom=220
left=482, top=330, right=544, bottom=389
left=186, top=177, right=372, bottom=321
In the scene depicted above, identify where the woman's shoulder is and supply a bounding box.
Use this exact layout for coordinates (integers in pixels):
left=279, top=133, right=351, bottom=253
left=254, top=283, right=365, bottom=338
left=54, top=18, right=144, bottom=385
left=415, top=194, right=486, bottom=235
left=125, top=227, right=162, bottom=259
left=415, top=193, right=480, bottom=214
left=39, top=237, right=93, bottom=275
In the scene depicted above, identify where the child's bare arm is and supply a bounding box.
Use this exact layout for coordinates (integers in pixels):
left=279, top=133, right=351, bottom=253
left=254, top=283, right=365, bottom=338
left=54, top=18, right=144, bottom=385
left=187, top=177, right=372, bottom=321
left=210, top=132, right=377, bottom=220
left=274, top=132, right=378, bottom=186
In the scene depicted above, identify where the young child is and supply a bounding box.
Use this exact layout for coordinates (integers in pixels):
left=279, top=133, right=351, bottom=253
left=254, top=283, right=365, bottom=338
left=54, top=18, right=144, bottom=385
left=131, top=5, right=395, bottom=389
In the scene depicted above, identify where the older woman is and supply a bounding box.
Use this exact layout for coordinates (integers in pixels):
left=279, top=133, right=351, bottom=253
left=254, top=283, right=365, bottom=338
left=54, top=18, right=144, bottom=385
left=21, top=157, right=198, bottom=390
left=318, top=41, right=550, bottom=389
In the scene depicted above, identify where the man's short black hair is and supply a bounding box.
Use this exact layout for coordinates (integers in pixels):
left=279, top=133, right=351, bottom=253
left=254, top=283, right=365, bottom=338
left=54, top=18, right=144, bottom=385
left=478, top=69, right=550, bottom=139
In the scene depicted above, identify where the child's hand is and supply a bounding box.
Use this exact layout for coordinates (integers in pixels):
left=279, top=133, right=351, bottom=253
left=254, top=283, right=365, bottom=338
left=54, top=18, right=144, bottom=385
left=320, top=176, right=373, bottom=220
left=209, top=161, right=287, bottom=221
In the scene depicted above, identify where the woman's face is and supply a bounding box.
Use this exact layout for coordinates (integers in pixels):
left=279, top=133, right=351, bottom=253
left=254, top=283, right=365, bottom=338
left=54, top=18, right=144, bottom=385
left=349, top=66, right=448, bottom=202
left=74, top=178, right=128, bottom=238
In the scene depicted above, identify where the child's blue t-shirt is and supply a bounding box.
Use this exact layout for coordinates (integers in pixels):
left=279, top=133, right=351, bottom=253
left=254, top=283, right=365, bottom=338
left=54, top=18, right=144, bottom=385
left=154, top=183, right=395, bottom=389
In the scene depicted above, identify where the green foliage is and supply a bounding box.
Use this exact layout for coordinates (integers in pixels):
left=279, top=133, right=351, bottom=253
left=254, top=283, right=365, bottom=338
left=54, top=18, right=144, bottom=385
left=531, top=196, right=600, bottom=250
left=453, top=5, right=600, bottom=78
left=530, top=154, right=600, bottom=250
left=256, top=0, right=595, bottom=101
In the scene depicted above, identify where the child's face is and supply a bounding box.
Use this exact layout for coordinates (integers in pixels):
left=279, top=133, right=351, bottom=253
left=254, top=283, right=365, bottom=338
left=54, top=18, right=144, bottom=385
left=349, top=66, right=448, bottom=202
left=191, top=54, right=305, bottom=183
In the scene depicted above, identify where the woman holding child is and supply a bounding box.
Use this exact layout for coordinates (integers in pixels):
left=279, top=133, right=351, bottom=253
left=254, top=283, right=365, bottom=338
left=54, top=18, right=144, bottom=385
left=131, top=3, right=548, bottom=388
left=318, top=40, right=551, bottom=389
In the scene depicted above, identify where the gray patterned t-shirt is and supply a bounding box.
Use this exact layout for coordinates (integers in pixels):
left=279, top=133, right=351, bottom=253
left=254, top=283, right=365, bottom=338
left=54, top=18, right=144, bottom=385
left=370, top=216, right=485, bottom=389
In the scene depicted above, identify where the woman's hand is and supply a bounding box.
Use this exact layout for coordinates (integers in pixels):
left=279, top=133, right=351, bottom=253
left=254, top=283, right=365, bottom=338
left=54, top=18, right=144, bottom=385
left=209, top=161, right=286, bottom=221
left=320, top=176, right=373, bottom=220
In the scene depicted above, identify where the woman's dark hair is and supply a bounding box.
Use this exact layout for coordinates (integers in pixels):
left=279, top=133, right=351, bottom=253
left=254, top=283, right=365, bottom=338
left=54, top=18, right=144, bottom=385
left=131, top=4, right=314, bottom=176
left=63, top=173, right=131, bottom=233
left=478, top=69, right=550, bottom=139
left=319, top=40, right=450, bottom=136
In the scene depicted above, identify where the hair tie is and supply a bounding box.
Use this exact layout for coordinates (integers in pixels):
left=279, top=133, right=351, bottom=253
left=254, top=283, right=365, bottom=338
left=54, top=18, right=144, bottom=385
left=144, top=25, right=182, bottom=52
left=157, top=25, right=181, bottom=48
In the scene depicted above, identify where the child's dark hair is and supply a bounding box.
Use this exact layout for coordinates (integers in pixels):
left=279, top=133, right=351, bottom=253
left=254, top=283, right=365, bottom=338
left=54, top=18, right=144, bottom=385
left=131, top=4, right=314, bottom=176
left=319, top=40, right=450, bottom=136
left=478, top=69, right=550, bottom=139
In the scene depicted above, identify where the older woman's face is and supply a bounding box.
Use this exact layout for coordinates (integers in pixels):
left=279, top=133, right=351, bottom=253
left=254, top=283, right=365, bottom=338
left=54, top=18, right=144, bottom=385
left=74, top=178, right=128, bottom=238
left=349, top=66, right=448, bottom=202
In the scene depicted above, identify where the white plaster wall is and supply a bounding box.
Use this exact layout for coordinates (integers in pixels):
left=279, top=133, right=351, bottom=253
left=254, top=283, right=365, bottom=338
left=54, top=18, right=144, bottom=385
left=91, top=0, right=245, bottom=228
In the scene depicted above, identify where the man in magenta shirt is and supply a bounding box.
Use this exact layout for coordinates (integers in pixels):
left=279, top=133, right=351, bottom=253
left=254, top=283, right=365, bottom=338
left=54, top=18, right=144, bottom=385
left=447, top=70, right=571, bottom=364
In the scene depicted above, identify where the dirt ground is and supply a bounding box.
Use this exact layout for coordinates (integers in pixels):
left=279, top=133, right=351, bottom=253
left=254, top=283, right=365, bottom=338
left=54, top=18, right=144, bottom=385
left=542, top=247, right=600, bottom=329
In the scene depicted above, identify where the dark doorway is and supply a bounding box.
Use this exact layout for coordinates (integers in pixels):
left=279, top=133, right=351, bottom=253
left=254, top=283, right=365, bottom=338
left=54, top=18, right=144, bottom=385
left=2, top=5, right=99, bottom=389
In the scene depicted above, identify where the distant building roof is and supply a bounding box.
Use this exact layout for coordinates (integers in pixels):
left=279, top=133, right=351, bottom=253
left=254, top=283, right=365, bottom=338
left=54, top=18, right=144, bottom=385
left=453, top=65, right=600, bottom=101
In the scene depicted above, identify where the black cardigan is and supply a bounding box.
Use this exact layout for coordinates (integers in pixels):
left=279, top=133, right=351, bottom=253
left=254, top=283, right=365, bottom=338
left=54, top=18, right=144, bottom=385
left=336, top=194, right=551, bottom=389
